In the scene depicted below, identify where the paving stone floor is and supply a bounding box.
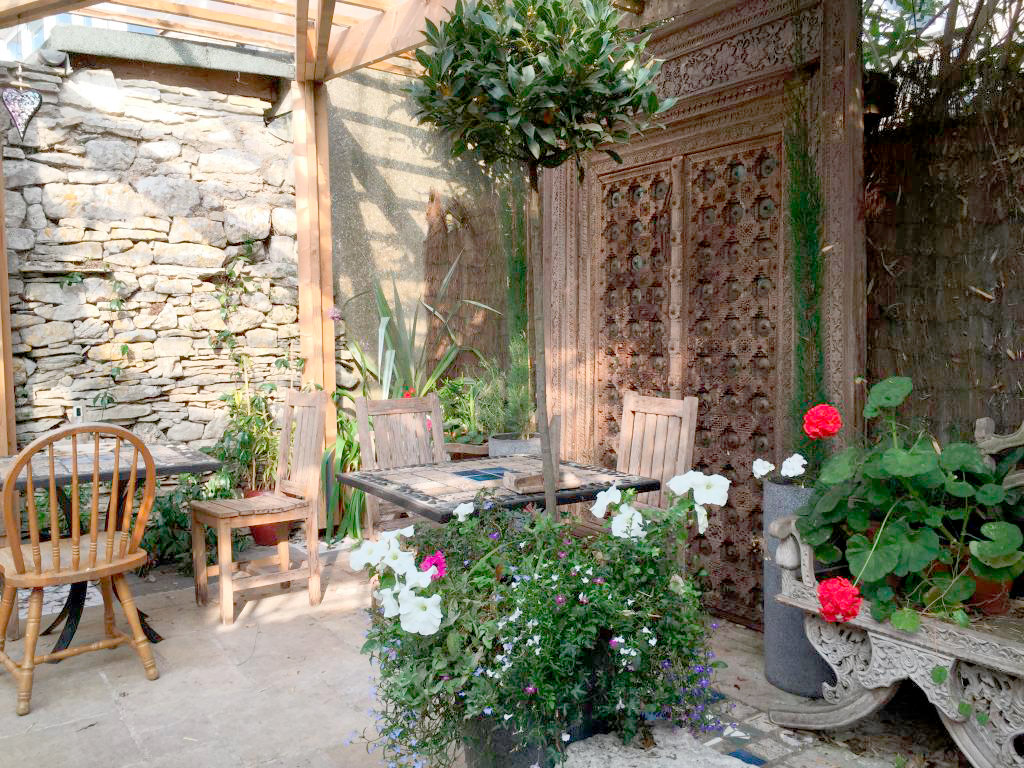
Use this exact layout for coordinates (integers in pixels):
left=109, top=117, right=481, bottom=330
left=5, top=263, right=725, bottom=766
left=0, top=541, right=964, bottom=767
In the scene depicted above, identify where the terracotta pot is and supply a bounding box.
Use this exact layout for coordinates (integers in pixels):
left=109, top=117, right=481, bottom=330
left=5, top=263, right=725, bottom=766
left=969, top=571, right=1013, bottom=616
left=244, top=489, right=288, bottom=546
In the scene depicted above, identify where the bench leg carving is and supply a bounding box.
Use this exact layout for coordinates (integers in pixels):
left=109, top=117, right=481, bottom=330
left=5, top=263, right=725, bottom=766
left=770, top=615, right=897, bottom=729
left=935, top=661, right=1024, bottom=768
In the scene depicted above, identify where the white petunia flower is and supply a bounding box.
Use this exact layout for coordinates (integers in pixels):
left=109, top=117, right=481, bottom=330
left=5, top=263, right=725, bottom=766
left=667, top=470, right=703, bottom=497
left=695, top=504, right=709, bottom=535
left=752, top=458, right=775, bottom=479
left=380, top=546, right=417, bottom=577
left=375, top=586, right=400, bottom=617
left=690, top=473, right=731, bottom=507
left=379, top=525, right=415, bottom=541
left=452, top=502, right=475, bottom=522
left=591, top=484, right=621, bottom=519
left=349, top=539, right=387, bottom=571
left=403, top=566, right=437, bottom=591
left=781, top=453, right=807, bottom=478
left=398, top=592, right=443, bottom=635
left=610, top=503, right=646, bottom=539
left=561, top=733, right=571, bottom=743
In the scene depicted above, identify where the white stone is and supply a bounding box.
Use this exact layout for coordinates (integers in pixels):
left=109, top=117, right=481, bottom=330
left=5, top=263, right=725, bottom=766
left=29, top=151, right=87, bottom=168
left=244, top=328, right=277, bottom=348
left=198, top=148, right=259, bottom=174
left=110, top=384, right=162, bottom=401
left=225, top=307, right=264, bottom=333
left=267, top=235, right=295, bottom=263
left=4, top=160, right=65, bottom=188
left=114, top=329, right=157, bottom=342
left=133, top=176, right=201, bottom=216
left=565, top=729, right=750, bottom=767
left=151, top=242, right=226, bottom=269
left=151, top=304, right=179, bottom=331
left=85, top=138, right=136, bottom=171
left=268, top=305, right=297, bottom=324
left=25, top=282, right=84, bottom=305
left=153, top=278, right=194, bottom=295
left=203, top=414, right=229, bottom=440
left=168, top=217, right=226, bottom=248
left=264, top=159, right=293, bottom=188
left=38, top=303, right=100, bottom=322
left=42, top=183, right=146, bottom=220
left=242, top=292, right=272, bottom=313
left=94, top=404, right=152, bottom=421
left=21, top=321, right=74, bottom=347
left=74, top=317, right=109, bottom=340
left=223, top=204, right=271, bottom=243
left=25, top=204, right=47, bottom=229
left=192, top=310, right=226, bottom=331
left=153, top=337, right=194, bottom=358
left=138, top=139, right=181, bottom=161
left=6, top=228, right=34, bottom=251
left=270, top=207, right=296, bottom=236
left=5, top=191, right=26, bottom=227
left=166, top=421, right=205, bottom=441
left=33, top=243, right=103, bottom=263
left=60, top=69, right=124, bottom=115
left=11, top=313, right=43, bottom=329
left=105, top=244, right=154, bottom=268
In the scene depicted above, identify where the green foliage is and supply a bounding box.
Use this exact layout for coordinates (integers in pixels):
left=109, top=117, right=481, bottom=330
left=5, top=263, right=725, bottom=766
left=345, top=256, right=497, bottom=399
left=209, top=240, right=255, bottom=352
left=139, top=471, right=248, bottom=575
left=362, top=496, right=719, bottom=766
left=58, top=272, right=83, bottom=288
left=321, top=401, right=365, bottom=542
left=210, top=380, right=279, bottom=492
left=796, top=377, right=1024, bottom=630
left=785, top=15, right=827, bottom=467
left=410, top=0, right=674, bottom=186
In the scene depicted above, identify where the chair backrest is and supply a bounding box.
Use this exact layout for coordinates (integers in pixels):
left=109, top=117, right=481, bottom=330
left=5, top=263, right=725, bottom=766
left=274, top=389, right=330, bottom=501
left=1, top=424, right=156, bottom=576
left=354, top=393, right=447, bottom=470
left=616, top=392, right=698, bottom=508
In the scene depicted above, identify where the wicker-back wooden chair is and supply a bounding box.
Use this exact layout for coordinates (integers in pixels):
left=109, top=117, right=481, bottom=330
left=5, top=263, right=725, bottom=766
left=616, top=392, right=699, bottom=509
left=354, top=393, right=447, bottom=538
left=0, top=424, right=159, bottom=716
left=190, top=389, right=328, bottom=624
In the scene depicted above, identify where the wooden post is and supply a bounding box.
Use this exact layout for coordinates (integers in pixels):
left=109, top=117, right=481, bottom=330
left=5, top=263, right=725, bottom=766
left=0, top=167, right=16, bottom=457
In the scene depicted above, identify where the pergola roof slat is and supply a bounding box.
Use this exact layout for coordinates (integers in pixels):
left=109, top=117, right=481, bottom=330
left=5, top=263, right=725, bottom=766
left=75, top=6, right=293, bottom=50
left=100, top=0, right=294, bottom=36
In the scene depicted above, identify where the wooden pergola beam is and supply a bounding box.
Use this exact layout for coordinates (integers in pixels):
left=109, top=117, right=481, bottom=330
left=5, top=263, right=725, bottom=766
left=312, top=0, right=337, bottom=80
left=91, top=0, right=293, bottom=36
left=0, top=0, right=94, bottom=27
left=76, top=7, right=293, bottom=50
left=324, top=0, right=454, bottom=78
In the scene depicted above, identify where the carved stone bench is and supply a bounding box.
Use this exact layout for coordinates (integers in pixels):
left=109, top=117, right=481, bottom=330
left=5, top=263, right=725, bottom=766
left=767, top=418, right=1024, bottom=768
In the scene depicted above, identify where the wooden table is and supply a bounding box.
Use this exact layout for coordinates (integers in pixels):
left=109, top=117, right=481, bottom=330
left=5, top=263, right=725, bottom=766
left=0, top=443, right=221, bottom=654
left=338, top=455, right=660, bottom=523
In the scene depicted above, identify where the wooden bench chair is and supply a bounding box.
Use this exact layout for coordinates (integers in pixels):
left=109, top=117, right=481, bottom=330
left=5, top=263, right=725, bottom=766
left=191, top=389, right=329, bottom=625
left=0, top=424, right=159, bottom=715
left=574, top=392, right=698, bottom=533
left=354, top=393, right=447, bottom=539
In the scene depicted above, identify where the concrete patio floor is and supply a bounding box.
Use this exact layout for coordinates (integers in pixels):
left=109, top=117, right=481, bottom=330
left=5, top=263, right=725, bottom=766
left=0, top=551, right=960, bottom=768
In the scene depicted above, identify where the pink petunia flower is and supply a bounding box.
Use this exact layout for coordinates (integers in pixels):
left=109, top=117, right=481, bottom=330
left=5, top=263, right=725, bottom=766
left=420, top=550, right=447, bottom=581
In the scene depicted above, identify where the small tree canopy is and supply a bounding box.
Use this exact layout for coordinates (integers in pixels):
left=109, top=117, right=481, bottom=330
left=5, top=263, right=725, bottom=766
left=410, top=0, right=674, bottom=187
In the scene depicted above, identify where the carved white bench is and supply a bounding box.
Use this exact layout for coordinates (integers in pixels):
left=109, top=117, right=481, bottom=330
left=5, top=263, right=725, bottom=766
left=767, top=417, right=1024, bottom=768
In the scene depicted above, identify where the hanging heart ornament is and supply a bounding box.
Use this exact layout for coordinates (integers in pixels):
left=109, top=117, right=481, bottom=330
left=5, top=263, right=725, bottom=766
left=2, top=87, right=42, bottom=139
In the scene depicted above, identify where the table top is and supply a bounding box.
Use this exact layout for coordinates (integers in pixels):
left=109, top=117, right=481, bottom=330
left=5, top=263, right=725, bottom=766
left=338, top=455, right=659, bottom=523
left=0, top=443, right=222, bottom=490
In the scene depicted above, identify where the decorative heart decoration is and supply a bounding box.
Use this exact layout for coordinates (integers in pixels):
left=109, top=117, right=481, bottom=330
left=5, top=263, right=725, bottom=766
left=2, top=87, right=42, bottom=139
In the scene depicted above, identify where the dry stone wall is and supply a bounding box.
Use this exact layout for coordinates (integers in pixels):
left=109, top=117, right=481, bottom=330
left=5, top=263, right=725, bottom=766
left=2, top=61, right=337, bottom=448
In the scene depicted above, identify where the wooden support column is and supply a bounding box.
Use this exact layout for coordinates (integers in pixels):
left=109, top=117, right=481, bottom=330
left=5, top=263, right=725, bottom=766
left=291, top=81, right=337, bottom=441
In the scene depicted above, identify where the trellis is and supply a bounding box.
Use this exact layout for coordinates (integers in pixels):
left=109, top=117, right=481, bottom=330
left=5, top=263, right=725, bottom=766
left=0, top=0, right=457, bottom=448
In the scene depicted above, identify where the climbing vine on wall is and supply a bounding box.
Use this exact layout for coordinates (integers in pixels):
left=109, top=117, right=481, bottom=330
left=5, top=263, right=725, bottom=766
left=786, top=5, right=827, bottom=462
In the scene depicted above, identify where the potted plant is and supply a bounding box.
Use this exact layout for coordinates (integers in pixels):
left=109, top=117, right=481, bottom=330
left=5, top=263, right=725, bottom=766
left=210, top=382, right=281, bottom=546
left=438, top=376, right=491, bottom=455
left=794, top=376, right=1024, bottom=630
left=349, top=470, right=731, bottom=767
left=479, top=333, right=539, bottom=457
left=752, top=404, right=844, bottom=697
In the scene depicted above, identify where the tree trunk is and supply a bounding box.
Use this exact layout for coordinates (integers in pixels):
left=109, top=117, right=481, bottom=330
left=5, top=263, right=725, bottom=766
left=526, top=170, right=558, bottom=517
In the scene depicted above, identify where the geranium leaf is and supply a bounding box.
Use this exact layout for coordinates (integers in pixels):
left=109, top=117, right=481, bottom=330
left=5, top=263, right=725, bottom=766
left=846, top=532, right=899, bottom=583
left=863, top=376, right=913, bottom=419
left=890, top=608, right=922, bottom=633
left=976, top=483, right=1007, bottom=506
left=819, top=448, right=858, bottom=485
left=882, top=447, right=938, bottom=477
left=939, top=443, right=990, bottom=476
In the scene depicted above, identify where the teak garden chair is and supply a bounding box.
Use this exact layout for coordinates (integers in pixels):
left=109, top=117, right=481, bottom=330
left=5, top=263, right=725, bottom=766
left=0, top=424, right=159, bottom=716
left=354, top=393, right=447, bottom=538
left=616, top=392, right=699, bottom=510
left=190, top=389, right=328, bottom=625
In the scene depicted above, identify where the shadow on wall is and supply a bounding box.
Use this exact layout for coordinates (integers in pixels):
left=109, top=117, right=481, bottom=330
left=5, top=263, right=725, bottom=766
left=324, top=69, right=494, bottom=357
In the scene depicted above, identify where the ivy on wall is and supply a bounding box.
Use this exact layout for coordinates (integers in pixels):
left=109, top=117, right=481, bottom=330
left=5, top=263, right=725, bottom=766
left=786, top=5, right=827, bottom=461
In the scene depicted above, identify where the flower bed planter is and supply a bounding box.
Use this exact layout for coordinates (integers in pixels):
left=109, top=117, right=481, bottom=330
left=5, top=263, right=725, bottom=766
left=769, top=515, right=1024, bottom=768
left=488, top=433, right=541, bottom=457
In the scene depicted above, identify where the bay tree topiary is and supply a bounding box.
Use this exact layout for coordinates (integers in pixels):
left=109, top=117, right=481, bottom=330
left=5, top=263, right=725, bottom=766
left=411, top=0, right=673, bottom=512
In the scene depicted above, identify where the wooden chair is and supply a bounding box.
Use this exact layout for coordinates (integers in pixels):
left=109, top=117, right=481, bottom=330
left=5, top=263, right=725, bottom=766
left=354, top=393, right=447, bottom=538
left=616, top=391, right=699, bottom=509
left=0, top=424, right=159, bottom=716
left=190, top=389, right=329, bottom=625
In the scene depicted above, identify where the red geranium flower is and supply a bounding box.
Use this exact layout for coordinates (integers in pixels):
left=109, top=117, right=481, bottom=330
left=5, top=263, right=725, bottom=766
left=403, top=387, right=416, bottom=399
left=817, top=577, right=862, bottom=623
left=803, top=403, right=843, bottom=439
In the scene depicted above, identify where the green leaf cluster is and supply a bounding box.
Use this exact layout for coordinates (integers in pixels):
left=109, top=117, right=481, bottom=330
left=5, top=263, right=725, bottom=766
left=410, top=0, right=674, bottom=185
left=795, top=377, right=1024, bottom=630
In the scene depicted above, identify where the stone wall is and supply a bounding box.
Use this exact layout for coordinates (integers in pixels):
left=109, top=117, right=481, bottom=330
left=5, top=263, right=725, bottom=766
left=2, top=60, right=305, bottom=447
